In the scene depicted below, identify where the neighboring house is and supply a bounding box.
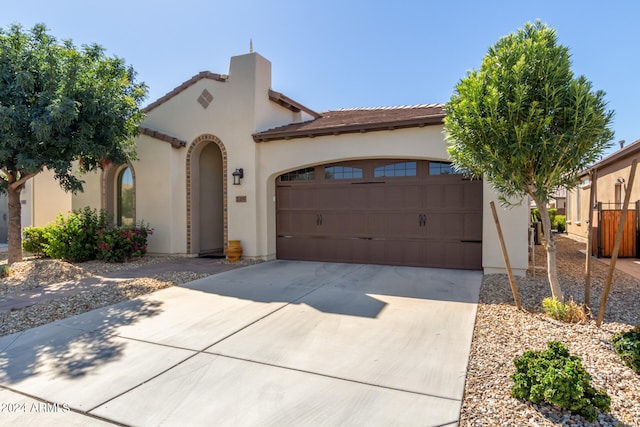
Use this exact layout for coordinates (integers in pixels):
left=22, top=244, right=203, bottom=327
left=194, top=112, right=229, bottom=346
left=551, top=188, right=567, bottom=216
left=23, top=51, right=528, bottom=275
left=566, top=139, right=640, bottom=257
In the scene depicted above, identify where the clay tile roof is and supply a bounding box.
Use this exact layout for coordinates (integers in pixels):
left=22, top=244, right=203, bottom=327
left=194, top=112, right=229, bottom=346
left=144, top=71, right=227, bottom=113
left=252, top=104, right=445, bottom=142
left=139, top=126, right=187, bottom=148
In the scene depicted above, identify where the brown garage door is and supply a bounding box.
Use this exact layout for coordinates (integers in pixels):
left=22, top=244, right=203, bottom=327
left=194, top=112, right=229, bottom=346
left=276, top=159, right=482, bottom=270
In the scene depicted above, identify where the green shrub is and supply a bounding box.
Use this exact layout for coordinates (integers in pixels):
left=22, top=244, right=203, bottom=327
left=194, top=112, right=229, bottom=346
left=548, top=208, right=557, bottom=226
left=556, top=215, right=567, bottom=233
left=542, top=297, right=586, bottom=323
left=0, top=265, right=10, bottom=278
left=22, top=226, right=48, bottom=256
left=611, top=325, right=640, bottom=374
left=531, top=208, right=541, bottom=222
left=97, top=222, right=153, bottom=263
left=511, top=341, right=611, bottom=421
left=43, top=207, right=111, bottom=262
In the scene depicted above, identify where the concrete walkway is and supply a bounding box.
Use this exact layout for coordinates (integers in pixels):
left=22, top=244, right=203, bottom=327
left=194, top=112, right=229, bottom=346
left=0, top=261, right=482, bottom=426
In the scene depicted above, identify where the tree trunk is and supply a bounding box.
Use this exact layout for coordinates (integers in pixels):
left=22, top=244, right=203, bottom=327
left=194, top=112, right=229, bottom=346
left=7, top=185, right=23, bottom=264
left=535, top=200, right=564, bottom=302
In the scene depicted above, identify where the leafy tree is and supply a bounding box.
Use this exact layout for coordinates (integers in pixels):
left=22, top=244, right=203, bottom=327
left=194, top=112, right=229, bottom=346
left=444, top=21, right=613, bottom=301
left=0, top=24, right=147, bottom=263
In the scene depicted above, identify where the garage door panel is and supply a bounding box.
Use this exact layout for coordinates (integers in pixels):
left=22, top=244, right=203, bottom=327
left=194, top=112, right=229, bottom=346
left=423, top=242, right=444, bottom=268
left=369, top=186, right=388, bottom=210
left=335, top=239, right=370, bottom=263
left=286, top=185, right=318, bottom=210
left=277, top=160, right=482, bottom=270
left=424, top=213, right=446, bottom=239
left=444, top=184, right=463, bottom=209
left=278, top=212, right=319, bottom=235
left=463, top=180, right=483, bottom=208
left=464, top=213, right=483, bottom=240
left=371, top=212, right=421, bottom=239
left=423, top=184, right=444, bottom=208
left=321, top=212, right=368, bottom=237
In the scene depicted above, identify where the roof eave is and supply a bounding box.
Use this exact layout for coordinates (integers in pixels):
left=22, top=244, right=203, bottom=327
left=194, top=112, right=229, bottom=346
left=268, top=89, right=321, bottom=118
left=140, top=126, right=187, bottom=148
left=253, top=115, right=444, bottom=143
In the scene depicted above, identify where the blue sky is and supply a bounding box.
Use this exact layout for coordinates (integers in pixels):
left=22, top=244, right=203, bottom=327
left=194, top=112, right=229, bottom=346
left=2, top=1, right=638, bottom=156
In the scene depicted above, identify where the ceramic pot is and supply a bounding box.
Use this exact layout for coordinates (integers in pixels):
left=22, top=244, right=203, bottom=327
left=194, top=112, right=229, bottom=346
left=226, top=240, right=243, bottom=263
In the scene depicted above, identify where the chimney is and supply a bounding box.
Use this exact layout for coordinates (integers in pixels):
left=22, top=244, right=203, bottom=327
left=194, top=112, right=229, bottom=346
left=619, top=140, right=625, bottom=149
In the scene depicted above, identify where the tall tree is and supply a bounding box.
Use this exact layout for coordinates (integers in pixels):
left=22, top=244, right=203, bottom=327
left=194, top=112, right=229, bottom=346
left=0, top=24, right=147, bottom=264
left=444, top=21, right=613, bottom=301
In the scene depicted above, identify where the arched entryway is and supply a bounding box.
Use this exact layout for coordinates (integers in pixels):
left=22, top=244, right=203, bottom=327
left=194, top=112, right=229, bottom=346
left=186, top=134, right=227, bottom=255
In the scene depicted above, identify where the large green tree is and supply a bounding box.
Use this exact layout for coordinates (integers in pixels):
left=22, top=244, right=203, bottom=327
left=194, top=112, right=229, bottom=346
left=444, top=21, right=613, bottom=301
left=0, top=23, right=147, bottom=264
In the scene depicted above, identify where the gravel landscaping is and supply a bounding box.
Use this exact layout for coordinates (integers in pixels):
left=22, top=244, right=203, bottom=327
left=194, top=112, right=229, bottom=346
left=461, top=234, right=640, bottom=426
left=0, top=236, right=638, bottom=426
left=0, top=254, right=250, bottom=336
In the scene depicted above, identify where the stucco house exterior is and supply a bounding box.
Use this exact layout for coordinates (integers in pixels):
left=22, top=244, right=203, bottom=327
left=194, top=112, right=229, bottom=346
left=566, top=139, right=640, bottom=257
left=20, top=51, right=528, bottom=275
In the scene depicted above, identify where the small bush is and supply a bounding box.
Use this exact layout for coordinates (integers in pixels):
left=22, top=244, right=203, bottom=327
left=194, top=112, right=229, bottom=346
left=542, top=297, right=587, bottom=323
left=0, top=265, right=10, bottom=278
left=556, top=215, right=567, bottom=233
left=43, top=207, right=110, bottom=262
left=97, top=222, right=153, bottom=263
left=611, top=325, right=640, bottom=374
left=512, top=341, right=611, bottom=421
left=22, top=227, right=48, bottom=256
left=531, top=208, right=541, bottom=223
left=548, top=208, right=557, bottom=226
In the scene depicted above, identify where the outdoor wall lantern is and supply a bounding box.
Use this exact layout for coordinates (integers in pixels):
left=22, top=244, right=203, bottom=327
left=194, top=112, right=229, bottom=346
left=232, top=168, right=244, bottom=185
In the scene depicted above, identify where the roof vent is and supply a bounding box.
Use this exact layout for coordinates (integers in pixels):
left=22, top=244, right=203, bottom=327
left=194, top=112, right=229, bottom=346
left=619, top=140, right=626, bottom=149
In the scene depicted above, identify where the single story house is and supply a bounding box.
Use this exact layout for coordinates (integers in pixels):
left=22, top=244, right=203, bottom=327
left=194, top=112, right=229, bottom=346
left=566, top=139, right=640, bottom=257
left=19, top=51, right=528, bottom=275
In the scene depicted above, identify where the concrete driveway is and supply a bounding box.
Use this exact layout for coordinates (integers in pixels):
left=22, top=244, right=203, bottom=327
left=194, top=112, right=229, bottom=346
left=0, top=261, right=482, bottom=426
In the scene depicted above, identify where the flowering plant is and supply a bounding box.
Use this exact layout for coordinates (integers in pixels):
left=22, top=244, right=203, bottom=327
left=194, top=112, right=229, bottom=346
left=97, top=222, right=153, bottom=263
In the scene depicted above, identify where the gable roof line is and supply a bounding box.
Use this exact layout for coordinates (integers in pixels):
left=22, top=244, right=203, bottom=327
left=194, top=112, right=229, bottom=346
left=143, top=71, right=228, bottom=113
left=583, top=138, right=640, bottom=175
left=268, top=89, right=321, bottom=118
left=139, top=126, right=187, bottom=148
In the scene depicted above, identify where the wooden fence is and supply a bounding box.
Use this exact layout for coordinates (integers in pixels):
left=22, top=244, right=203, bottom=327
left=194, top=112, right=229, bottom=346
left=592, top=201, right=638, bottom=258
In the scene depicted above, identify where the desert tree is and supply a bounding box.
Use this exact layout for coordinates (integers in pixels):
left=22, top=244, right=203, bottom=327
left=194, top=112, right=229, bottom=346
left=0, top=23, right=147, bottom=263
left=444, top=21, right=613, bottom=301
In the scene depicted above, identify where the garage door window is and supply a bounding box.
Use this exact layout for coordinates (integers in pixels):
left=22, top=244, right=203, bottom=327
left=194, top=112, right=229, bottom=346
left=280, top=167, right=315, bottom=182
left=429, top=161, right=459, bottom=175
left=325, top=166, right=363, bottom=180
left=374, top=161, right=417, bottom=177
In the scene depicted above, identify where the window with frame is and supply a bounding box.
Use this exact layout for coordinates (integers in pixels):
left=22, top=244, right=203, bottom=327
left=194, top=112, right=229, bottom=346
left=373, top=161, right=417, bottom=178
left=429, top=161, right=459, bottom=175
left=615, top=182, right=623, bottom=209
left=117, top=167, right=134, bottom=226
left=325, top=166, right=363, bottom=180
left=280, top=167, right=315, bottom=182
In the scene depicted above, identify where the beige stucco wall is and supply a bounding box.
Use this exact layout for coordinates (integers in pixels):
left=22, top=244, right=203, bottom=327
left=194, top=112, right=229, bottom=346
left=31, top=169, right=73, bottom=227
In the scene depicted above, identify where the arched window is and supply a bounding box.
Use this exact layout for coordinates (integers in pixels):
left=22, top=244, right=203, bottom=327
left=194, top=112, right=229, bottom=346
left=117, top=167, right=134, bottom=226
